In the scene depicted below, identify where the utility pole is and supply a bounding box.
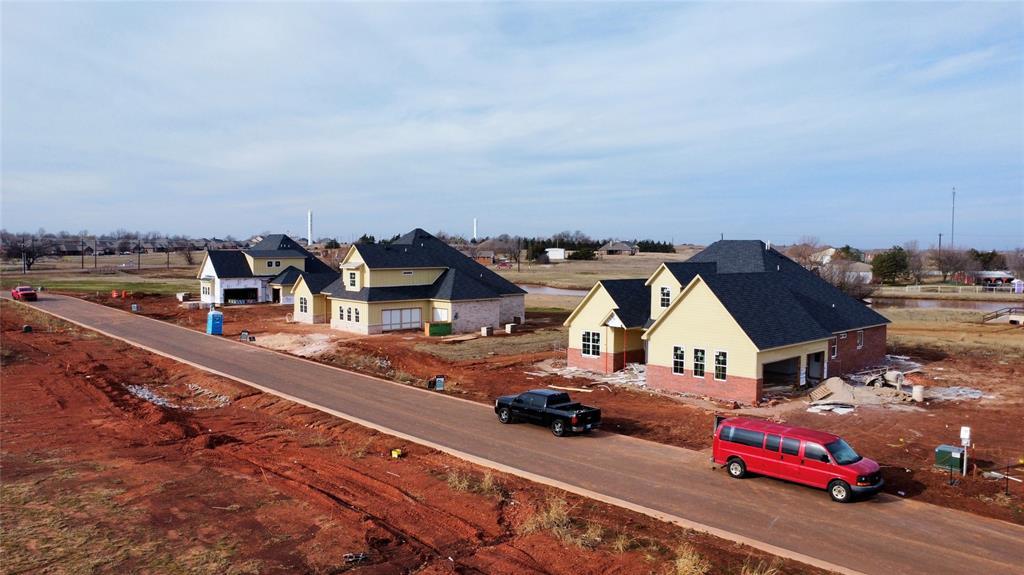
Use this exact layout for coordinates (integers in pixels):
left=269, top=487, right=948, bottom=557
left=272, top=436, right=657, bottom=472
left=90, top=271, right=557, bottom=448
left=93, top=237, right=98, bottom=268
left=938, top=233, right=942, bottom=251
left=81, top=236, right=85, bottom=269
left=951, top=187, right=956, bottom=248
left=136, top=236, right=141, bottom=269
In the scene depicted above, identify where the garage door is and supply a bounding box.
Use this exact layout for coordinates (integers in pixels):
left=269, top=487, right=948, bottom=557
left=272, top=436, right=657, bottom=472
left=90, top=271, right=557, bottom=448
left=382, top=308, right=422, bottom=331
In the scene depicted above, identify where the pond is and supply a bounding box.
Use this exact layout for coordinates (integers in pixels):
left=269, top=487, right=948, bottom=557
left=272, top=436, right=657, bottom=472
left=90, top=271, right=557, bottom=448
left=517, top=284, right=589, bottom=297
left=867, top=298, right=1012, bottom=312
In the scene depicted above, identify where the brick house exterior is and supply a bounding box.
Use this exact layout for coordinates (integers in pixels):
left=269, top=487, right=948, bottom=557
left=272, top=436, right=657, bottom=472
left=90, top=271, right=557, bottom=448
left=827, top=325, right=888, bottom=377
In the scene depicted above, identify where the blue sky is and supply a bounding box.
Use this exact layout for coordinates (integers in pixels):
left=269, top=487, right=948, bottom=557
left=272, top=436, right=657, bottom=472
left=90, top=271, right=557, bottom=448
left=2, top=2, right=1022, bottom=248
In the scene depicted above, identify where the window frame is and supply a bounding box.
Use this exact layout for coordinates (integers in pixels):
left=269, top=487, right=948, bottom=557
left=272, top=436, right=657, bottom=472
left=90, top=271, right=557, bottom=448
left=856, top=330, right=864, bottom=349
left=354, top=308, right=360, bottom=323
left=830, top=338, right=838, bottom=359
left=659, top=286, right=671, bottom=308
left=338, top=305, right=344, bottom=319
left=693, top=348, right=705, bottom=378
left=714, top=350, right=728, bottom=381
left=672, top=346, right=685, bottom=375
left=299, top=297, right=308, bottom=313
left=348, top=272, right=357, bottom=287
left=581, top=331, right=601, bottom=357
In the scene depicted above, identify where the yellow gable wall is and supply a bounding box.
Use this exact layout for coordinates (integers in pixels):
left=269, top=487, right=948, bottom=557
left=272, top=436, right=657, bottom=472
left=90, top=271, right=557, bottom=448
left=366, top=268, right=445, bottom=288
left=645, top=278, right=759, bottom=379
left=341, top=248, right=366, bottom=290
left=245, top=254, right=307, bottom=276
left=647, top=266, right=683, bottom=322
left=292, top=278, right=328, bottom=317
left=565, top=284, right=643, bottom=354
left=329, top=298, right=436, bottom=326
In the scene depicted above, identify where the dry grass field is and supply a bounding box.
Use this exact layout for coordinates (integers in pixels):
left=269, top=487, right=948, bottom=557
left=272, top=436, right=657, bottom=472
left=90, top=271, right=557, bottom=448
left=882, top=308, right=1024, bottom=356
left=497, top=249, right=703, bottom=290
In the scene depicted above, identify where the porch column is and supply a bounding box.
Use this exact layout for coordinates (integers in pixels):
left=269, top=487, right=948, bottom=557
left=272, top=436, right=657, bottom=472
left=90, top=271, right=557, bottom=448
left=799, top=354, right=809, bottom=387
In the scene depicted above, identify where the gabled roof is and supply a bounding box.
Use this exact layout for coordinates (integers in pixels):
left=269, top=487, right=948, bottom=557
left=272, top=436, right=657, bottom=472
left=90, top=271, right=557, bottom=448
left=661, top=262, right=718, bottom=286
left=268, top=266, right=304, bottom=286
left=598, top=241, right=636, bottom=252
left=686, top=240, right=800, bottom=274
left=599, top=279, right=650, bottom=328
left=350, top=229, right=525, bottom=297
left=322, top=266, right=507, bottom=303
left=268, top=267, right=340, bottom=294
left=204, top=251, right=253, bottom=278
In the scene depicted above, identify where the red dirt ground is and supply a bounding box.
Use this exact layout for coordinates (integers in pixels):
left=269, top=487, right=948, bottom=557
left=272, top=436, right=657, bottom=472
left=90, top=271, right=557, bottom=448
left=75, top=293, right=1024, bottom=524
left=2, top=301, right=824, bottom=574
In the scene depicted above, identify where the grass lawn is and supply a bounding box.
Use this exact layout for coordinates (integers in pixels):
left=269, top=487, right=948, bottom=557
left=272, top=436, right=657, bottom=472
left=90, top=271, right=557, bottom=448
left=1, top=270, right=196, bottom=295
left=882, top=307, right=1024, bottom=356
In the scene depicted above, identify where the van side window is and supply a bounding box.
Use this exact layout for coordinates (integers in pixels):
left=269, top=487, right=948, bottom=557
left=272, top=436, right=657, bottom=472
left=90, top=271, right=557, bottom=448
left=781, top=437, right=800, bottom=456
left=726, top=428, right=765, bottom=448
left=804, top=443, right=830, bottom=462
left=765, top=434, right=781, bottom=452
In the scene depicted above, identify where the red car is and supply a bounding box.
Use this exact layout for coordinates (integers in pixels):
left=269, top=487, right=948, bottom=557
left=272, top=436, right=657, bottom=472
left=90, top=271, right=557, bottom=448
left=713, top=416, right=883, bottom=503
left=10, top=285, right=38, bottom=301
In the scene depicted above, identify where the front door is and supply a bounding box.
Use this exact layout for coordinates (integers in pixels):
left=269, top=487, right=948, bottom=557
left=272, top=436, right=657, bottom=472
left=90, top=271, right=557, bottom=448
left=799, top=442, right=837, bottom=488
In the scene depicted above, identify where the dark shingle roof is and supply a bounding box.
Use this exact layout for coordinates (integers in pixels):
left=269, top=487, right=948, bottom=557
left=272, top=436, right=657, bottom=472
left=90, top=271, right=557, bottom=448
left=322, top=267, right=506, bottom=303
left=600, top=279, right=650, bottom=328
left=204, top=251, right=253, bottom=278
left=245, top=234, right=334, bottom=275
left=673, top=240, right=889, bottom=349
left=686, top=240, right=800, bottom=274
left=269, top=267, right=339, bottom=294
left=351, top=229, right=525, bottom=297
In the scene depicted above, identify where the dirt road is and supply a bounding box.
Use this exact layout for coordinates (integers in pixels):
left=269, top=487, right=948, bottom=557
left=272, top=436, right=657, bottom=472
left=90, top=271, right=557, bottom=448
left=16, top=294, right=1024, bottom=575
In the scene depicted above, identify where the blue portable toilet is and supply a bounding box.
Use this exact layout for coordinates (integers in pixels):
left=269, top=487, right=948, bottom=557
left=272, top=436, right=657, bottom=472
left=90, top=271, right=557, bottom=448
left=206, top=309, right=223, bottom=335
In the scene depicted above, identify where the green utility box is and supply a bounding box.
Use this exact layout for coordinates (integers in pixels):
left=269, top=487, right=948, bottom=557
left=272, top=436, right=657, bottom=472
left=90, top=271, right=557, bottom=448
left=934, top=444, right=965, bottom=474
left=425, top=322, right=453, bottom=337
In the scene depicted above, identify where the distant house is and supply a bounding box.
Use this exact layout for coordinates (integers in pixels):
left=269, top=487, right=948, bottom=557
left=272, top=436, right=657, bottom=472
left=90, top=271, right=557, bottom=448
left=196, top=234, right=336, bottom=305
left=564, top=240, right=889, bottom=404
left=545, top=248, right=566, bottom=261
left=811, top=247, right=836, bottom=265
left=306, top=229, right=526, bottom=334
left=844, top=261, right=873, bottom=284
left=597, top=241, right=638, bottom=256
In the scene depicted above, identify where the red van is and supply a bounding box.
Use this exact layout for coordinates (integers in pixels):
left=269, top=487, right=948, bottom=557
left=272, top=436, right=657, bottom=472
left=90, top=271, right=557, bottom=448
left=713, top=416, right=883, bottom=503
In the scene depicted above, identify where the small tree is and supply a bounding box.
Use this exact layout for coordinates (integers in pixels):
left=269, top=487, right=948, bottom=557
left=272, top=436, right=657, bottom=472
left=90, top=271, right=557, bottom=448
left=356, top=234, right=376, bottom=244
left=1005, top=248, right=1024, bottom=280
left=786, top=236, right=821, bottom=267
left=872, top=246, right=909, bottom=284
left=967, top=248, right=1007, bottom=271
left=182, top=249, right=196, bottom=266
left=835, top=245, right=864, bottom=262
left=819, top=258, right=873, bottom=300
left=903, top=241, right=926, bottom=284
left=3, top=234, right=55, bottom=271
left=931, top=248, right=969, bottom=282
left=324, top=238, right=341, bottom=249
left=567, top=248, right=597, bottom=261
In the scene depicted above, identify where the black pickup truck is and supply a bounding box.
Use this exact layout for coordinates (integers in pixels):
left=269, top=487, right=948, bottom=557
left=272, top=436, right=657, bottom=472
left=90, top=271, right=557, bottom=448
left=494, top=389, right=601, bottom=436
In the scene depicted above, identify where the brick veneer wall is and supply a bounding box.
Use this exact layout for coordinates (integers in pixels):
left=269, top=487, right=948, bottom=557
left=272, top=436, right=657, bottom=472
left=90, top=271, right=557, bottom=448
left=827, top=325, right=887, bottom=376
left=647, top=365, right=762, bottom=405
left=566, top=347, right=644, bottom=373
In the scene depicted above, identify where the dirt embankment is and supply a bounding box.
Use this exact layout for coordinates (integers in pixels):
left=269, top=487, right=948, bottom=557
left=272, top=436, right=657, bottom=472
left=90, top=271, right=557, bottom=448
left=69, top=293, right=1024, bottom=524
left=1, top=301, right=824, bottom=574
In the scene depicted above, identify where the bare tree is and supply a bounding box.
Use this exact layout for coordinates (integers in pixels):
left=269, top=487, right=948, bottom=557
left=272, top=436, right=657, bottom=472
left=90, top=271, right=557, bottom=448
left=818, top=258, right=873, bottom=300
left=1005, top=248, right=1024, bottom=279
left=930, top=247, right=969, bottom=282
left=182, top=249, right=196, bottom=266
left=786, top=236, right=821, bottom=267
left=2, top=233, right=55, bottom=271
left=903, top=241, right=926, bottom=284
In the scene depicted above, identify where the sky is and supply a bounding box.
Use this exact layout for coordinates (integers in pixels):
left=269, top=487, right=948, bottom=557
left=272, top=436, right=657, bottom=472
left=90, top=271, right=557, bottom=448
left=2, top=2, right=1022, bottom=249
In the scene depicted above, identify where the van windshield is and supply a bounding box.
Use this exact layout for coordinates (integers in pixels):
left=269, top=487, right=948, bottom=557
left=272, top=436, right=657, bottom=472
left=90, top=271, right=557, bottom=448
left=826, top=439, right=862, bottom=465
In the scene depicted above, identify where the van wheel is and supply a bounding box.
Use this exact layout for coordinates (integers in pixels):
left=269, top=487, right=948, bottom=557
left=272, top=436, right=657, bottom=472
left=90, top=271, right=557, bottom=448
left=726, top=458, right=746, bottom=479
left=551, top=420, right=567, bottom=437
left=497, top=408, right=513, bottom=424
left=829, top=480, right=852, bottom=503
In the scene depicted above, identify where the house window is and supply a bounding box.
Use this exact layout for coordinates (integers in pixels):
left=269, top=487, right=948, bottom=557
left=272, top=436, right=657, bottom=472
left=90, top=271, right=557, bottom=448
left=402, top=270, right=413, bottom=276
left=830, top=339, right=838, bottom=359
left=839, top=332, right=847, bottom=340
left=299, top=297, right=308, bottom=313
left=581, top=331, right=601, bottom=357
left=856, top=330, right=864, bottom=349
left=338, top=306, right=344, bottom=319
left=347, top=307, right=352, bottom=321
left=714, top=351, right=728, bottom=381
left=267, top=261, right=273, bottom=268
left=354, top=309, right=360, bottom=323
left=693, top=349, right=705, bottom=377
left=672, top=346, right=685, bottom=375
left=660, top=287, right=671, bottom=308
left=275, top=261, right=281, bottom=267
left=349, top=272, right=356, bottom=287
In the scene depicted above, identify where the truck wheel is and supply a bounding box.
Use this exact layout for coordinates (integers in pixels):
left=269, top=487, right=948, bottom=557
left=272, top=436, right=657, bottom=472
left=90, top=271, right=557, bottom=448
left=829, top=480, right=852, bottom=503
left=551, top=419, right=567, bottom=437
left=497, top=408, right=513, bottom=424
left=726, top=458, right=746, bottom=479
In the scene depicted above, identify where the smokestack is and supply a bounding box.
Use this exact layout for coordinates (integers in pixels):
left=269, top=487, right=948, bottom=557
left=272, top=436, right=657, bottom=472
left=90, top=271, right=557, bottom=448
left=473, top=218, right=478, bottom=241
left=307, top=209, right=313, bottom=245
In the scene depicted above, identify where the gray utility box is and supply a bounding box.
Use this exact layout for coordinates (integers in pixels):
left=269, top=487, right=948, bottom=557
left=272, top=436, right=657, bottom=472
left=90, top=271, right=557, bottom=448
left=934, top=444, right=965, bottom=474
